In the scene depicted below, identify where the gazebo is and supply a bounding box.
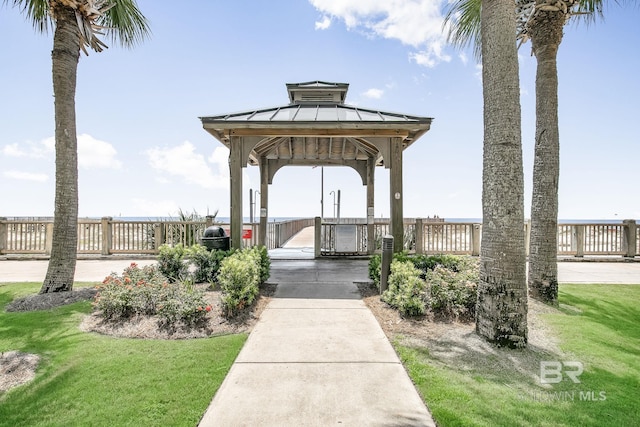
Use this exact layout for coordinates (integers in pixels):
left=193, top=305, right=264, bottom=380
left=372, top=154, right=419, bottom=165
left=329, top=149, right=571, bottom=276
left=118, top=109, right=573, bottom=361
left=200, top=81, right=433, bottom=253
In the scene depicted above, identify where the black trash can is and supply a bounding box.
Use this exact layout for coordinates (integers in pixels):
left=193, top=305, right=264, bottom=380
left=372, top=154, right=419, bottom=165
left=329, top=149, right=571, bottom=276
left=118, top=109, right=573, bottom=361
left=201, top=226, right=230, bottom=251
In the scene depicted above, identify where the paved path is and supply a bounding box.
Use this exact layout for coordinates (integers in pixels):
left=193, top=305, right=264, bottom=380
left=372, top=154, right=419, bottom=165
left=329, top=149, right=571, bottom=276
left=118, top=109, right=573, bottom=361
left=198, top=259, right=436, bottom=427
left=0, top=259, right=158, bottom=283
left=2, top=257, right=640, bottom=285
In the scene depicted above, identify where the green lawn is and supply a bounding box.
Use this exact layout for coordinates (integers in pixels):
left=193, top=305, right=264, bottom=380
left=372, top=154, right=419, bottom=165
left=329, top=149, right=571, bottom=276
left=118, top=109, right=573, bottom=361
left=0, top=283, right=246, bottom=427
left=397, top=284, right=640, bottom=427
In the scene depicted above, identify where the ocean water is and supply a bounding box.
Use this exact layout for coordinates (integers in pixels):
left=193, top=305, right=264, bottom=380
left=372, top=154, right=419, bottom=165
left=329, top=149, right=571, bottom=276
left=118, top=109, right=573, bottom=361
left=111, top=217, right=627, bottom=224
left=8, top=216, right=630, bottom=224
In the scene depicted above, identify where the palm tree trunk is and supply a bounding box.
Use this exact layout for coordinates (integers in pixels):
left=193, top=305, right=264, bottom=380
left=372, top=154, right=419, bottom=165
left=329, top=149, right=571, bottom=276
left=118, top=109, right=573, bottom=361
left=527, top=9, right=565, bottom=305
left=476, top=0, right=528, bottom=347
left=41, top=8, right=80, bottom=294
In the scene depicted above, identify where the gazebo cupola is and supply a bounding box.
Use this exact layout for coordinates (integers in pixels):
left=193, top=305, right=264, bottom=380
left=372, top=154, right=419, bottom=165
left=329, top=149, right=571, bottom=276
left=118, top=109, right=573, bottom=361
left=286, top=81, right=349, bottom=104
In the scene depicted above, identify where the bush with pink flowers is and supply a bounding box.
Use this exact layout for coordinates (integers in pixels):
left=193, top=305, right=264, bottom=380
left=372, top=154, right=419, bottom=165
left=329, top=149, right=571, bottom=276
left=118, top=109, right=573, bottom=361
left=94, top=263, right=212, bottom=327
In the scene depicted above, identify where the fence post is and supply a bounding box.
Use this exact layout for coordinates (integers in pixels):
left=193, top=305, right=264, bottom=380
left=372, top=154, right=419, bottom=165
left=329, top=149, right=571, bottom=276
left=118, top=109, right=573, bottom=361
left=574, top=225, right=584, bottom=257
left=415, top=218, right=424, bottom=254
left=314, top=217, right=321, bottom=258
left=276, top=224, right=282, bottom=248
left=524, top=219, right=531, bottom=258
left=205, top=215, right=215, bottom=228
left=45, top=223, right=53, bottom=255
left=472, top=224, right=481, bottom=256
left=101, top=217, right=112, bottom=255
left=623, top=219, right=637, bottom=258
left=0, top=217, right=6, bottom=254
left=153, top=223, right=164, bottom=251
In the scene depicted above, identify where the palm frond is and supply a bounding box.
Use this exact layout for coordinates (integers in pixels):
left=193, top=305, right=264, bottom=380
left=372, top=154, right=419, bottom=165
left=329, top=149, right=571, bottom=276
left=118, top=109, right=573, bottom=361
left=442, top=0, right=482, bottom=60
left=98, top=0, right=151, bottom=48
left=3, top=0, right=52, bottom=33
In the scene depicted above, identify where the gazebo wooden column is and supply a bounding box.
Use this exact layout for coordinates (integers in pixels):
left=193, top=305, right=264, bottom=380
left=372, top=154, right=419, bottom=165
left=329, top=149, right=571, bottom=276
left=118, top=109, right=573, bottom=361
left=366, top=157, right=375, bottom=255
left=389, top=137, right=404, bottom=252
left=258, top=156, right=268, bottom=247
left=229, top=136, right=243, bottom=249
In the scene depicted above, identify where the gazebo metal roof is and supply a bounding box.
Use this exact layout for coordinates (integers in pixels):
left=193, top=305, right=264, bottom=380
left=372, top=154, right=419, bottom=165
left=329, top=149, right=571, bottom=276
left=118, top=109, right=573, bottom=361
left=200, top=81, right=433, bottom=167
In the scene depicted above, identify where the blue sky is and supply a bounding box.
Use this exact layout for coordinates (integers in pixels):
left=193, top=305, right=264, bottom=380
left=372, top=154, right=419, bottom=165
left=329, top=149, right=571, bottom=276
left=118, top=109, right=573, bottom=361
left=1, top=1, right=638, bottom=220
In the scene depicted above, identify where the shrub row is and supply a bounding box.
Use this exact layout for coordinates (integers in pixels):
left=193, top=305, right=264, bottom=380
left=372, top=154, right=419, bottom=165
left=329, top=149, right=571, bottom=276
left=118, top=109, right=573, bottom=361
left=94, top=262, right=212, bottom=327
left=158, top=244, right=271, bottom=318
left=95, top=245, right=271, bottom=324
left=157, top=243, right=234, bottom=284
left=370, top=253, right=478, bottom=320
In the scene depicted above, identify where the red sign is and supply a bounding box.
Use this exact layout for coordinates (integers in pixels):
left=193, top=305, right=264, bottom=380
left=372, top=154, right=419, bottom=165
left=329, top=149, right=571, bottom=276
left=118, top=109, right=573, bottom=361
left=223, top=229, right=253, bottom=239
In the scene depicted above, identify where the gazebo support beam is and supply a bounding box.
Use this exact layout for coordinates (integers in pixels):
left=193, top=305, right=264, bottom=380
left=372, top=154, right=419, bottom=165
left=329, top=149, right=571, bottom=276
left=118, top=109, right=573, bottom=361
left=259, top=156, right=268, bottom=247
left=366, top=157, right=375, bottom=255
left=229, top=136, right=243, bottom=249
left=390, top=137, right=404, bottom=252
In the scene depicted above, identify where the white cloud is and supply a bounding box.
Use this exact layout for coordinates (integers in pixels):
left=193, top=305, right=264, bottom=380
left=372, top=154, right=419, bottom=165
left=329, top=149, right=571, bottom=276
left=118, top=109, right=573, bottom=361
left=3, top=135, right=121, bottom=169
left=2, top=143, right=26, bottom=157
left=3, top=170, right=49, bottom=182
left=309, top=0, right=451, bottom=67
left=459, top=52, right=468, bottom=65
left=76, top=134, right=122, bottom=169
left=2, top=140, right=53, bottom=158
left=146, top=141, right=227, bottom=190
left=315, top=15, right=332, bottom=30
left=409, top=40, right=451, bottom=68
left=363, top=88, right=384, bottom=99
left=475, top=63, right=483, bottom=82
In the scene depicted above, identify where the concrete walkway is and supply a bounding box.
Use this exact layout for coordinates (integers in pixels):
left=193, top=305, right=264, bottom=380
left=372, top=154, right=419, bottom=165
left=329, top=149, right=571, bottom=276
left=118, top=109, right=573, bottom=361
left=198, top=259, right=436, bottom=427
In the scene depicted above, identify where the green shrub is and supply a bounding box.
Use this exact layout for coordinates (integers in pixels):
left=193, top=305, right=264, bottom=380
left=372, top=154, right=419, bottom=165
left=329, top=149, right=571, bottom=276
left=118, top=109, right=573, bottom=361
left=187, top=244, right=232, bottom=284
left=254, top=245, right=271, bottom=283
left=157, top=244, right=188, bottom=282
left=368, top=251, right=412, bottom=291
left=156, top=284, right=211, bottom=327
left=368, top=254, right=382, bottom=289
left=381, top=260, right=426, bottom=317
left=372, top=254, right=479, bottom=321
left=217, top=249, right=261, bottom=318
left=410, top=254, right=464, bottom=278
left=424, top=257, right=479, bottom=320
left=94, top=262, right=212, bottom=327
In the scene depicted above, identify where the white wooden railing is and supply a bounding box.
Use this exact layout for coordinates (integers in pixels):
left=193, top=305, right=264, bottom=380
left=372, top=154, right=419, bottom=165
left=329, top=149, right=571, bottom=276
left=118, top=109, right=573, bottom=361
left=0, top=217, right=637, bottom=258
left=0, top=217, right=312, bottom=256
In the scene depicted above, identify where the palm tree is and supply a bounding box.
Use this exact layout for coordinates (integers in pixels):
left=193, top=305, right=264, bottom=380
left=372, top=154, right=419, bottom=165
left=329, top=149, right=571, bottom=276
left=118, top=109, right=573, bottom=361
left=444, top=0, right=623, bottom=305
left=476, top=0, right=528, bottom=347
left=5, top=0, right=149, bottom=293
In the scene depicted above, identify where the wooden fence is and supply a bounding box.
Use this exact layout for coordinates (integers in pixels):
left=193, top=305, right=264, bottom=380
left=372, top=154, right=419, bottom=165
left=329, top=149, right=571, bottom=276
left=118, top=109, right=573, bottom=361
left=0, top=217, right=312, bottom=256
left=0, top=217, right=637, bottom=259
left=319, top=218, right=637, bottom=258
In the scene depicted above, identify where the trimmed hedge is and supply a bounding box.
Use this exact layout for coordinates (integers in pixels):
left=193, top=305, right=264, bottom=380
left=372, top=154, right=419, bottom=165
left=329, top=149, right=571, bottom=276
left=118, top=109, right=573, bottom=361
left=370, top=254, right=479, bottom=320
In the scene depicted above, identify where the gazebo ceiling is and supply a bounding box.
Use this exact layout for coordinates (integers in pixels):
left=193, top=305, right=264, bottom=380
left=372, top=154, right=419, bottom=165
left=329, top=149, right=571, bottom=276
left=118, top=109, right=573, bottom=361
left=200, top=81, right=433, bottom=166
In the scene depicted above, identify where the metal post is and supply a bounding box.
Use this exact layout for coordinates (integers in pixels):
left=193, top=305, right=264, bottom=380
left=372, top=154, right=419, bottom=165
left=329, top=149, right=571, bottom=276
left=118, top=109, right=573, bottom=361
left=330, top=190, right=336, bottom=221
left=254, top=190, right=260, bottom=224
left=249, top=189, right=254, bottom=224
left=380, top=234, right=394, bottom=294
left=337, top=189, right=341, bottom=224
left=321, top=167, right=324, bottom=224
